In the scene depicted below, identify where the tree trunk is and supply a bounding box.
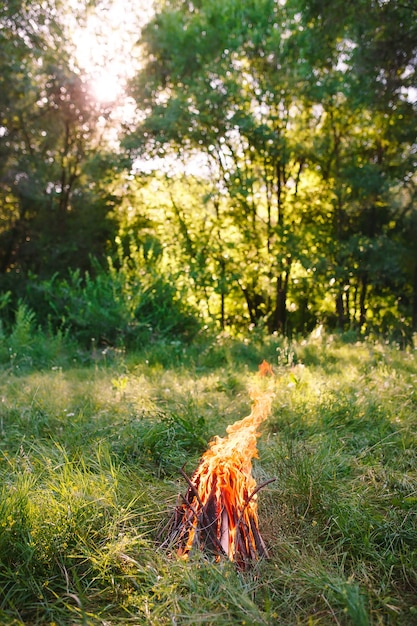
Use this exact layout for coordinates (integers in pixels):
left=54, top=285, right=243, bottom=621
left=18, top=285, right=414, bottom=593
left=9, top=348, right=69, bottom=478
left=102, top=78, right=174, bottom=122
left=219, top=256, right=226, bottom=330
left=269, top=271, right=288, bottom=333
left=336, top=286, right=350, bottom=330
left=240, top=286, right=260, bottom=326
left=359, top=274, right=368, bottom=330
left=412, top=260, right=417, bottom=332
left=336, top=292, right=344, bottom=330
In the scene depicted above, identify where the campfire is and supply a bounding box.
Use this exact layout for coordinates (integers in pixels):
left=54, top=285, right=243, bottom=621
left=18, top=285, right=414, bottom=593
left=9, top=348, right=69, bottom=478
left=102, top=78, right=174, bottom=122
left=161, top=360, right=275, bottom=569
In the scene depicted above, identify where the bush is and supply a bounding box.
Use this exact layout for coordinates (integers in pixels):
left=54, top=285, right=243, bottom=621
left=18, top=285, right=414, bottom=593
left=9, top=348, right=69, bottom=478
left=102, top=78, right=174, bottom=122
left=2, top=255, right=200, bottom=352
left=0, top=300, right=76, bottom=370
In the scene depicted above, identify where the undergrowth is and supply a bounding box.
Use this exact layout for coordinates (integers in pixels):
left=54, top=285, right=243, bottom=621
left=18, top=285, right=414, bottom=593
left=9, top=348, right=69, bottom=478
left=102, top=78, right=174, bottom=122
left=0, top=330, right=416, bottom=624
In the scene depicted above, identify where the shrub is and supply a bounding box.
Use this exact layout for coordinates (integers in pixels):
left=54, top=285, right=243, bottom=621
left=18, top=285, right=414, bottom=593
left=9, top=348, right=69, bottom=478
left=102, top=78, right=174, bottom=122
left=0, top=300, right=76, bottom=370
left=7, top=256, right=200, bottom=350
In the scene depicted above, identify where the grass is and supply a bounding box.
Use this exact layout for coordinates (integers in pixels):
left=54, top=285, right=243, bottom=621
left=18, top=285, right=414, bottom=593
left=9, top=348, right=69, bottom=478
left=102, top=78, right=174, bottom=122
left=0, top=332, right=416, bottom=624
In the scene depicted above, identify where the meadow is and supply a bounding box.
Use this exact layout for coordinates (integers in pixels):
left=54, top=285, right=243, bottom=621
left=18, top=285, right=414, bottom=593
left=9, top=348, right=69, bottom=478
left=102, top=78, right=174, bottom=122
left=0, top=330, right=416, bottom=625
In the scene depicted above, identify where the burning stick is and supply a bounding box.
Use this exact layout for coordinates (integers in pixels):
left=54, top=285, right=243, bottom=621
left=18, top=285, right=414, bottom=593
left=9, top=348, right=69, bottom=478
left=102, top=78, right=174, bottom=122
left=161, top=360, right=276, bottom=569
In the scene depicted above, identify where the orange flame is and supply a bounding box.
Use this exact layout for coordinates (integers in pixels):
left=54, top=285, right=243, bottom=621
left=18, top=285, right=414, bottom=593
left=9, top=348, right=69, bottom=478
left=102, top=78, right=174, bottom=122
left=166, top=361, right=275, bottom=568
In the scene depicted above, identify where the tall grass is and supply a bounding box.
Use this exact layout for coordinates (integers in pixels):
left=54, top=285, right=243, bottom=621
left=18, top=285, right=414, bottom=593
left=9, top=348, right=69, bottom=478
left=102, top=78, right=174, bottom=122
left=0, top=331, right=416, bottom=624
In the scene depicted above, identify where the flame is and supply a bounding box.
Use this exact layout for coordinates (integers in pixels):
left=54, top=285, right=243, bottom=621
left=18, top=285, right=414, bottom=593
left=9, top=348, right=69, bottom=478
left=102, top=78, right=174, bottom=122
left=165, top=361, right=275, bottom=568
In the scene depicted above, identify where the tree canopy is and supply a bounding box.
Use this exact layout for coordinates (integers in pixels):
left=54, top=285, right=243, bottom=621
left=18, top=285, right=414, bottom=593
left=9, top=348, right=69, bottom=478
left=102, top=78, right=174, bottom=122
left=126, top=0, right=417, bottom=336
left=0, top=0, right=121, bottom=282
left=1, top=0, right=416, bottom=342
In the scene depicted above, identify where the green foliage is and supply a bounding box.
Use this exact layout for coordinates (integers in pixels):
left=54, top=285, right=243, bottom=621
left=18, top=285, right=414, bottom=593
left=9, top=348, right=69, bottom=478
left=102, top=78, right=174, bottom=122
left=2, top=0, right=417, bottom=342
left=124, top=0, right=417, bottom=337
left=0, top=247, right=200, bottom=357
left=0, top=300, right=75, bottom=370
left=0, top=0, right=122, bottom=282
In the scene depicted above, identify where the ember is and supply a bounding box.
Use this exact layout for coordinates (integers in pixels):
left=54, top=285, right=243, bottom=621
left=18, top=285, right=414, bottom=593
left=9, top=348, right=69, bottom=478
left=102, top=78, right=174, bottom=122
left=161, top=360, right=275, bottom=569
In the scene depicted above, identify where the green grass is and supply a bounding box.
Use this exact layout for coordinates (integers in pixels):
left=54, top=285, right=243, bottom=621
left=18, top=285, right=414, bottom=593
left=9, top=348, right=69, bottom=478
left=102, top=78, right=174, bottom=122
left=0, top=333, right=417, bottom=624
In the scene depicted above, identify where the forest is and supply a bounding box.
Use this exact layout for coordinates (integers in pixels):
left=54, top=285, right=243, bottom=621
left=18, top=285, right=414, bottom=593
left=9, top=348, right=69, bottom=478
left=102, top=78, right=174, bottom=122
left=1, top=3, right=417, bottom=625
left=1, top=0, right=416, bottom=348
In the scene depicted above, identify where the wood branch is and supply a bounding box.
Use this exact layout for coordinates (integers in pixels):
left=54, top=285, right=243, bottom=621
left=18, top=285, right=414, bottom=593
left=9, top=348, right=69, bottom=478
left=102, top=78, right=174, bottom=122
left=177, top=469, right=226, bottom=556
left=236, top=478, right=276, bottom=530
left=160, top=470, right=275, bottom=569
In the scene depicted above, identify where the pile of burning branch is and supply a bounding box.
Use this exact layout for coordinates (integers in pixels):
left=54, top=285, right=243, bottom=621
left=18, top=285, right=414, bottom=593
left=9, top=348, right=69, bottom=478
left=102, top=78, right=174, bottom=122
left=160, top=360, right=275, bottom=570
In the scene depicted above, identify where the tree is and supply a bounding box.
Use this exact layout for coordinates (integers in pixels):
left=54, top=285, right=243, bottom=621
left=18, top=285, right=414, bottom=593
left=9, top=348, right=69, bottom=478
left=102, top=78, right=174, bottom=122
left=127, top=0, right=327, bottom=332
left=0, top=0, right=121, bottom=281
left=126, top=0, right=417, bottom=335
left=285, top=0, right=417, bottom=332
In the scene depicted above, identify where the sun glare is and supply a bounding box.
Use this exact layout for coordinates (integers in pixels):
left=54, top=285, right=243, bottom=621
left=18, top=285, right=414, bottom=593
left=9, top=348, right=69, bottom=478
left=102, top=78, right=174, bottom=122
left=70, top=0, right=154, bottom=104
left=91, top=73, right=124, bottom=103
